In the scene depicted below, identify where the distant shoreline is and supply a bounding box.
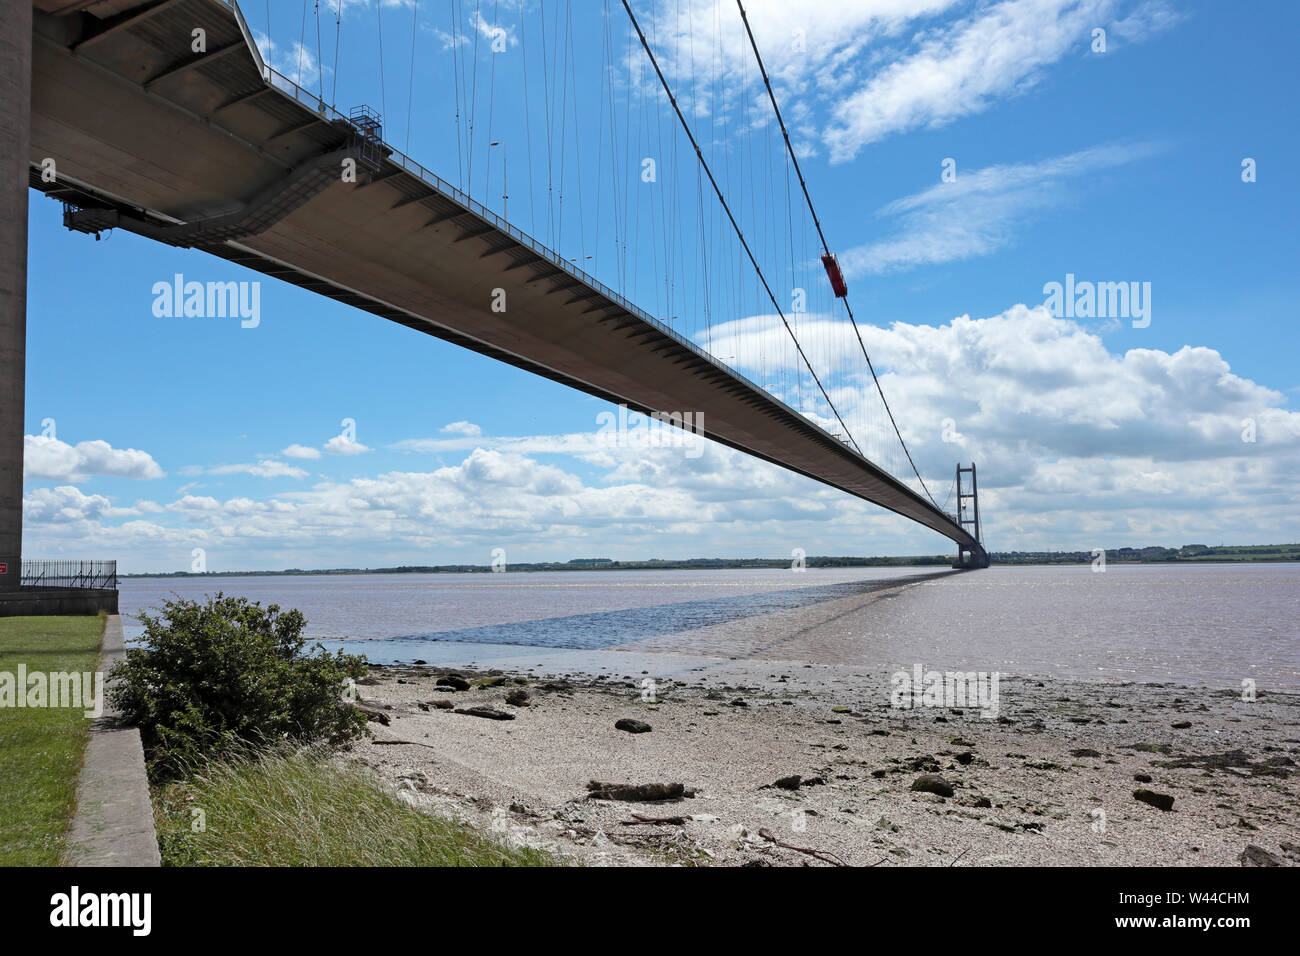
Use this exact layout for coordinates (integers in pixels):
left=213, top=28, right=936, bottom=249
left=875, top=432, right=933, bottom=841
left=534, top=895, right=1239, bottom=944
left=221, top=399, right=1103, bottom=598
left=119, top=547, right=1300, bottom=578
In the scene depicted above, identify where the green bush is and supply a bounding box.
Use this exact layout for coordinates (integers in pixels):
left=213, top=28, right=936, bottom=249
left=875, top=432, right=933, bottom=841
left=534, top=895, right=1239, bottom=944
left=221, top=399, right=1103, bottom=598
left=111, top=593, right=368, bottom=779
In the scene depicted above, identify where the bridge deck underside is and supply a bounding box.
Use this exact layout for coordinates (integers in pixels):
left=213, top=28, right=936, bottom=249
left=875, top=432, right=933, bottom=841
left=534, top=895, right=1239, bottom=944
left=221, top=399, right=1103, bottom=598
left=28, top=0, right=983, bottom=556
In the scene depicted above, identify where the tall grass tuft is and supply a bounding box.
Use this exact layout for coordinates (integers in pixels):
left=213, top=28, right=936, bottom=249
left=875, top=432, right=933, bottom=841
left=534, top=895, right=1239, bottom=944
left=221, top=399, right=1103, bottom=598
left=152, top=747, right=557, bottom=867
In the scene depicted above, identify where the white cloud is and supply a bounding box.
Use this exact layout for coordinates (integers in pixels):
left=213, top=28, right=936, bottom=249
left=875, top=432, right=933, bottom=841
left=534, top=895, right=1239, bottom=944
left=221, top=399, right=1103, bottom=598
left=640, top=0, right=1180, bottom=160
left=324, top=435, right=371, bottom=456
left=253, top=31, right=324, bottom=89
left=24, top=436, right=165, bottom=482
left=168, top=495, right=222, bottom=514
left=440, top=421, right=482, bottom=437
left=24, top=486, right=116, bottom=523
left=395, top=433, right=596, bottom=456
left=823, top=0, right=1180, bottom=161
left=703, top=304, right=1300, bottom=480
left=23, top=307, right=1300, bottom=566
left=433, top=6, right=517, bottom=51
left=839, top=142, right=1160, bottom=275
left=208, top=460, right=310, bottom=479
left=471, top=10, right=517, bottom=48
left=283, top=444, right=323, bottom=460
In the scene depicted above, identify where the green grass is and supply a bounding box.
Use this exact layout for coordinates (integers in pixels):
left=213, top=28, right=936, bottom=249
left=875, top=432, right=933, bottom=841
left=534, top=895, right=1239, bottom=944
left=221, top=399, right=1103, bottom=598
left=0, top=615, right=105, bottom=866
left=152, top=747, right=559, bottom=866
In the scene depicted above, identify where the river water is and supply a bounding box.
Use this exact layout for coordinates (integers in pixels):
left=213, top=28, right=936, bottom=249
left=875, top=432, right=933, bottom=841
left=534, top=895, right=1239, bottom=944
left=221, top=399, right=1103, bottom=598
left=119, top=563, right=1300, bottom=690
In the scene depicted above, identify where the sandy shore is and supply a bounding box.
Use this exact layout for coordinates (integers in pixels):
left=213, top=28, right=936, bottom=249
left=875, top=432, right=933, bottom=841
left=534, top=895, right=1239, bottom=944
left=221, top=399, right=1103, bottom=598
left=347, top=659, right=1299, bottom=866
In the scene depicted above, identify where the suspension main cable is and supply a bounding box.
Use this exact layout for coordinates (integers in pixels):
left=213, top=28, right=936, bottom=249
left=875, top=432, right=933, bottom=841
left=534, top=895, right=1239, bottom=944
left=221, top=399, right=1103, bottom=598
left=405, top=0, right=418, bottom=154
left=618, top=0, right=863, bottom=458
left=375, top=0, right=388, bottom=122
left=733, top=0, right=939, bottom=508
left=330, top=0, right=341, bottom=107
left=296, top=0, right=307, bottom=84
left=314, top=0, right=322, bottom=100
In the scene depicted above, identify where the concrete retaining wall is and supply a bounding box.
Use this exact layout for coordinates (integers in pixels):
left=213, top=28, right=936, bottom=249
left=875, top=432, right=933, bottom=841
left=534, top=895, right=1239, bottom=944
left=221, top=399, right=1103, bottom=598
left=0, top=587, right=119, bottom=617
left=66, top=614, right=161, bottom=867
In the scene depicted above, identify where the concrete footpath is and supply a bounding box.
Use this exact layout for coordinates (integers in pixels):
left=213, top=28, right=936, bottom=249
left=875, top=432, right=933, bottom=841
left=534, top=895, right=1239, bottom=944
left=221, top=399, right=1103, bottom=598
left=66, top=614, right=160, bottom=866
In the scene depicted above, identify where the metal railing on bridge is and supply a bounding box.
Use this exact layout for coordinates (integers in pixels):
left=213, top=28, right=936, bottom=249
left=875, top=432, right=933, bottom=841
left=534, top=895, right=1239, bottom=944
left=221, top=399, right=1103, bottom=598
left=206, top=0, right=982, bottom=554
left=213, top=0, right=818, bottom=461
left=21, top=560, right=118, bottom=591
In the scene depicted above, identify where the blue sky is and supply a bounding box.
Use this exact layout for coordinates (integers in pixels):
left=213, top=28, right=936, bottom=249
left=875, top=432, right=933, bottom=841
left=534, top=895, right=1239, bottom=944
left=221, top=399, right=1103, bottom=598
left=23, top=0, right=1300, bottom=572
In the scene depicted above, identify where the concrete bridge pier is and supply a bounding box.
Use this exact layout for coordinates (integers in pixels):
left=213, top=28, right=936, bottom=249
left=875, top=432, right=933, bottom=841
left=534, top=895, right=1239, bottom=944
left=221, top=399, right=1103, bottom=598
left=952, top=548, right=991, bottom=570
left=0, top=0, right=31, bottom=593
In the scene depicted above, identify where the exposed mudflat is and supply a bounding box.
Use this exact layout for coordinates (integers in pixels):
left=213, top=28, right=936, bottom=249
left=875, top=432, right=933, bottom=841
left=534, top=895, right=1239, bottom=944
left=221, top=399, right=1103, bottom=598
left=348, top=662, right=1300, bottom=867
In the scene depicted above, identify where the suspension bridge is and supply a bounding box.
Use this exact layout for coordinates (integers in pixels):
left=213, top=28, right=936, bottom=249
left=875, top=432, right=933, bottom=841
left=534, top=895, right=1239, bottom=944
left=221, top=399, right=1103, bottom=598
left=0, top=0, right=989, bottom=610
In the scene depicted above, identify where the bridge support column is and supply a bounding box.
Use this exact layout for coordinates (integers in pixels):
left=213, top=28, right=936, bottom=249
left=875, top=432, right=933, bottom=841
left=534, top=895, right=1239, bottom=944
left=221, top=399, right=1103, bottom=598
left=951, top=463, right=990, bottom=569
left=0, top=0, right=31, bottom=591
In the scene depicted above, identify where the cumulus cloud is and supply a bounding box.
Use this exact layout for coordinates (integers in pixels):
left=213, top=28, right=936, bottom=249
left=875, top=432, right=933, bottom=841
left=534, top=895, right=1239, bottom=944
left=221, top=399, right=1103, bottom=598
left=23, top=305, right=1300, bottom=566
left=704, top=304, right=1300, bottom=491
left=24, top=486, right=117, bottom=523
left=167, top=495, right=222, bottom=514
left=440, top=421, right=483, bottom=437
left=715, top=304, right=1300, bottom=553
left=282, top=444, right=323, bottom=460
left=24, top=436, right=165, bottom=482
left=323, top=435, right=371, bottom=456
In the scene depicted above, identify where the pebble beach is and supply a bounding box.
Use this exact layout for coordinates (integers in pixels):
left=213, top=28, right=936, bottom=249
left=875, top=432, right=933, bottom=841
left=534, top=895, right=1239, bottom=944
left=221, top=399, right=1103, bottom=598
left=350, top=660, right=1299, bottom=867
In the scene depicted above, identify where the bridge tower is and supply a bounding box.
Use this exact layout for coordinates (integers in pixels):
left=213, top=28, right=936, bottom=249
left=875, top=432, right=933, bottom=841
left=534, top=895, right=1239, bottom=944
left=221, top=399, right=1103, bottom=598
left=0, top=0, right=32, bottom=594
left=952, top=463, right=989, bottom=569
left=0, top=1, right=116, bottom=615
